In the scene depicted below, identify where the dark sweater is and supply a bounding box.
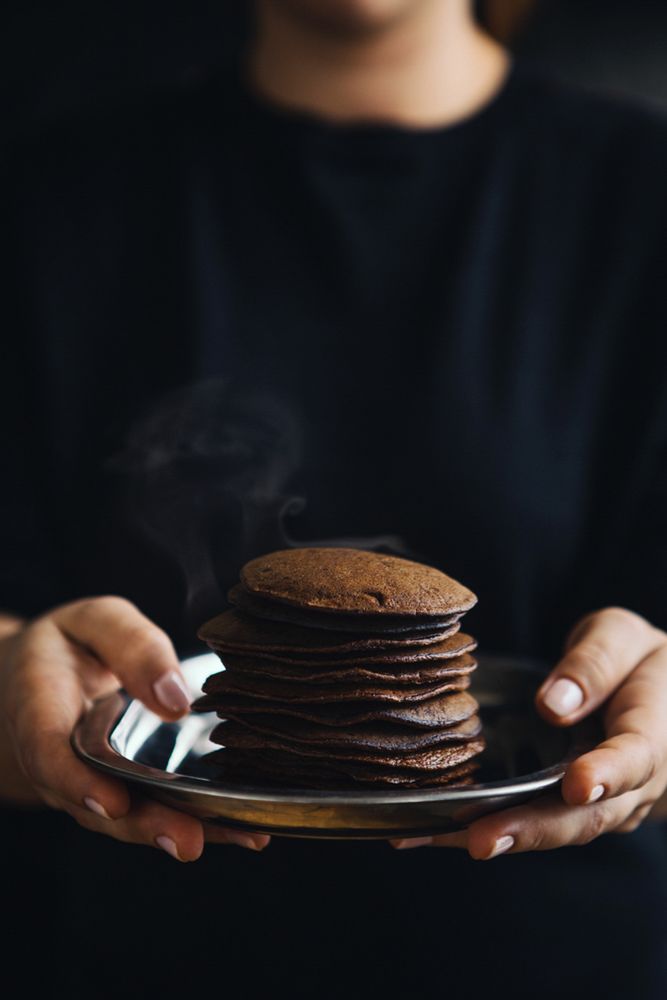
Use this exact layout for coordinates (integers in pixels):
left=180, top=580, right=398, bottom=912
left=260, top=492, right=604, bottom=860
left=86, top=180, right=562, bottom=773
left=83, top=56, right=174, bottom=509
left=2, top=58, right=666, bottom=998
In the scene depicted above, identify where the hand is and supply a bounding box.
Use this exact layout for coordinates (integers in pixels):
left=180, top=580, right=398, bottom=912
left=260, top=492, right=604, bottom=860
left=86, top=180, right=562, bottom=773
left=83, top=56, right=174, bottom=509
left=0, top=596, right=271, bottom=859
left=390, top=607, right=667, bottom=856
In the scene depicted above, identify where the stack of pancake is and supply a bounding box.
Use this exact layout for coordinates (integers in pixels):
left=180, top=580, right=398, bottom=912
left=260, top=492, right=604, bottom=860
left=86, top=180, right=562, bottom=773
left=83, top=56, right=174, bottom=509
left=193, top=548, right=485, bottom=789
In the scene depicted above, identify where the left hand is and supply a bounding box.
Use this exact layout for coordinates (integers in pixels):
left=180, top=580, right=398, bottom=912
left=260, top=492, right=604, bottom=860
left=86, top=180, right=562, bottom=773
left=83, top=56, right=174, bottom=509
left=390, top=607, right=667, bottom=857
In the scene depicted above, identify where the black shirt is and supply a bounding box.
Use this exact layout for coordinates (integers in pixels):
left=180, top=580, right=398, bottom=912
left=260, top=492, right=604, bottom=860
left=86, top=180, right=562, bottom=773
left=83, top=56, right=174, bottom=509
left=2, top=60, right=667, bottom=998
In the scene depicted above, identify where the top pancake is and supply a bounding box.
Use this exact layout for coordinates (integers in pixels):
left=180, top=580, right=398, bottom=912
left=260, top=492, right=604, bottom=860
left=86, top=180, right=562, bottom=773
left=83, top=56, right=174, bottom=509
left=228, top=585, right=462, bottom=634
left=239, top=548, right=477, bottom=618
left=198, top=609, right=461, bottom=653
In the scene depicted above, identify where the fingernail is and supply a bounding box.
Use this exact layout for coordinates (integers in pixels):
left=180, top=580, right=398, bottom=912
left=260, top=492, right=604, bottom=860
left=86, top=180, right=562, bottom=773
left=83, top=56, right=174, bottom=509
left=393, top=837, right=434, bottom=850
left=227, top=832, right=268, bottom=851
left=155, top=835, right=183, bottom=861
left=484, top=835, right=515, bottom=859
left=542, top=677, right=584, bottom=717
left=84, top=796, right=110, bottom=819
left=153, top=671, right=191, bottom=714
left=586, top=784, right=605, bottom=804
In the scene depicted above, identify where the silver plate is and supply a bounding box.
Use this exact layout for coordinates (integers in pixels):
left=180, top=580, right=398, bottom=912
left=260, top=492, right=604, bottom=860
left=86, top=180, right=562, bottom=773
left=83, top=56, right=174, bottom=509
left=72, top=651, right=599, bottom=839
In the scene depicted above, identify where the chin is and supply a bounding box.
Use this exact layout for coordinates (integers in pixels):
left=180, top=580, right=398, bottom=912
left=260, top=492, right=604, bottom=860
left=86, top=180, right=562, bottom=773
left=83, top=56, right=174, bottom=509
left=271, top=0, right=422, bottom=34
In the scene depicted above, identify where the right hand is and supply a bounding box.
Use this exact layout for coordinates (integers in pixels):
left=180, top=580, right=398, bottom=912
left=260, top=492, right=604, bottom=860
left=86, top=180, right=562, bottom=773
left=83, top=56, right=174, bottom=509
left=0, top=596, right=270, bottom=859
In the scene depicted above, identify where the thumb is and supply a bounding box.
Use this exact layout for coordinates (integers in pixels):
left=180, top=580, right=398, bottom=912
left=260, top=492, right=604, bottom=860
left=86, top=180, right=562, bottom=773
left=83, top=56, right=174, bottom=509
left=535, top=607, right=661, bottom=726
left=51, top=596, right=191, bottom=720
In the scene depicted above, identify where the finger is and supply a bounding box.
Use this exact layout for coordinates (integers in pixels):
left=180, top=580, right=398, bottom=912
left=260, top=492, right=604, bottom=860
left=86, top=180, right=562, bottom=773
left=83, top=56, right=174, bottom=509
left=463, top=788, right=638, bottom=858
left=561, top=645, right=667, bottom=804
left=9, top=622, right=132, bottom=819
left=389, top=831, right=468, bottom=850
left=59, top=795, right=206, bottom=861
left=535, top=607, right=664, bottom=725
left=613, top=801, right=657, bottom=834
left=52, top=596, right=191, bottom=719
left=43, top=781, right=271, bottom=855
left=203, top=824, right=272, bottom=851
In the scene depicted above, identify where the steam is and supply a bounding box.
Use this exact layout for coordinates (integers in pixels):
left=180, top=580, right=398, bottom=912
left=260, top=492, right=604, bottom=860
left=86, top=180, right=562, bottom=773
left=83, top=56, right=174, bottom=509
left=110, top=378, right=409, bottom=626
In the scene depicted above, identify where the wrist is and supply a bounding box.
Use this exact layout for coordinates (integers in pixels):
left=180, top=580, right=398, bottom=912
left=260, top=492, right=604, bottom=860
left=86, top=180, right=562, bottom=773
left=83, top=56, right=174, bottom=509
left=0, top=617, right=42, bottom=807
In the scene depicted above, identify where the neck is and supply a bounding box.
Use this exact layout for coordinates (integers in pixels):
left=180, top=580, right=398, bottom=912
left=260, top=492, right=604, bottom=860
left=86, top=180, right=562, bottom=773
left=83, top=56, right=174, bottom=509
left=248, top=1, right=510, bottom=128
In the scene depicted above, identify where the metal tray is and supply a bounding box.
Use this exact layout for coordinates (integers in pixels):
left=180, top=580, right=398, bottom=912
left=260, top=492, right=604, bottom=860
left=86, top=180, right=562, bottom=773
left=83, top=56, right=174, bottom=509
left=72, top=651, right=599, bottom=839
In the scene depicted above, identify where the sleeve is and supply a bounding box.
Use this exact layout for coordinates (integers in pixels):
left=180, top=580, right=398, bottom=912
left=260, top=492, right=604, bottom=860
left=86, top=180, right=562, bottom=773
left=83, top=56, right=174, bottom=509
left=611, top=394, right=667, bottom=633
left=0, top=143, right=68, bottom=617
left=602, top=117, right=667, bottom=633
left=566, top=103, right=667, bottom=635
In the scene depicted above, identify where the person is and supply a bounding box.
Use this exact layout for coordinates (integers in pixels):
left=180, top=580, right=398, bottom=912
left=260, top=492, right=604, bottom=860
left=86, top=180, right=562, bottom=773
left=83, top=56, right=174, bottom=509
left=2, top=1, right=666, bottom=996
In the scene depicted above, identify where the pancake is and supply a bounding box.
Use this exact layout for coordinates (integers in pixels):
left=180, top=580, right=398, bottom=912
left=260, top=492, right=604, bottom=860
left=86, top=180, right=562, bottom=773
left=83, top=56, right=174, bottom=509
left=211, top=631, right=477, bottom=669
left=206, top=738, right=486, bottom=770
left=198, top=609, right=461, bottom=653
left=203, top=655, right=476, bottom=686
left=211, top=714, right=482, bottom=753
left=200, top=671, right=469, bottom=704
left=229, top=584, right=462, bottom=634
left=190, top=678, right=479, bottom=729
left=240, top=547, right=478, bottom=617
left=203, top=750, right=479, bottom=788
left=196, top=548, right=483, bottom=789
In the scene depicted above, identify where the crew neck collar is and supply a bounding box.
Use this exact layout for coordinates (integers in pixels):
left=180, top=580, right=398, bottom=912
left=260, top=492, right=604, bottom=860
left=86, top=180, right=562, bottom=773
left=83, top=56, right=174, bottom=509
left=229, top=54, right=519, bottom=145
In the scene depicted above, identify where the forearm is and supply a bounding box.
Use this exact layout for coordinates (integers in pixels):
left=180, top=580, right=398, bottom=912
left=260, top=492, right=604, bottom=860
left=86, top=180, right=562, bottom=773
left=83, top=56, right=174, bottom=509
left=0, top=613, right=42, bottom=806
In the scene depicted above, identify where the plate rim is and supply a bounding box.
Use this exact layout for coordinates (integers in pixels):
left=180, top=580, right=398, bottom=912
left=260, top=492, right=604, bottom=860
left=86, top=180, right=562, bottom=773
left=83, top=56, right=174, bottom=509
left=72, top=652, right=597, bottom=807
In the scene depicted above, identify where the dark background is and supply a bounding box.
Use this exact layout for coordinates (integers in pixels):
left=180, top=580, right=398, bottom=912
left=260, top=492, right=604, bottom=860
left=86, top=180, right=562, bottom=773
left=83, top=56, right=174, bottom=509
left=3, top=7, right=666, bottom=997
left=4, top=0, right=667, bottom=143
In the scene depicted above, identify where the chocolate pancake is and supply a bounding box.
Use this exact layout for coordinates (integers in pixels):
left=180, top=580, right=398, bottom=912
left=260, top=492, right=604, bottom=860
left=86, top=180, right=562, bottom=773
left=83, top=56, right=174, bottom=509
left=212, top=632, right=477, bottom=669
left=204, top=655, right=476, bottom=686
left=198, top=609, right=461, bottom=653
left=211, top=714, right=482, bottom=753
left=190, top=678, right=479, bottom=729
left=200, top=671, right=469, bottom=704
left=229, top=584, right=462, bottom=634
left=197, top=549, right=484, bottom=790
left=240, top=547, right=478, bottom=617
left=204, top=750, right=479, bottom=788
left=206, top=737, right=485, bottom=770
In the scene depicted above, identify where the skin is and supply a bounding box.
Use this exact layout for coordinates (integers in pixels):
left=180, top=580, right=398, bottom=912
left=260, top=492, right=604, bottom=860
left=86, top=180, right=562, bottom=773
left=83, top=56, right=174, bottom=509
left=1, top=1, right=665, bottom=858
left=250, top=0, right=510, bottom=127
left=391, top=608, right=667, bottom=854
left=0, top=602, right=269, bottom=858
